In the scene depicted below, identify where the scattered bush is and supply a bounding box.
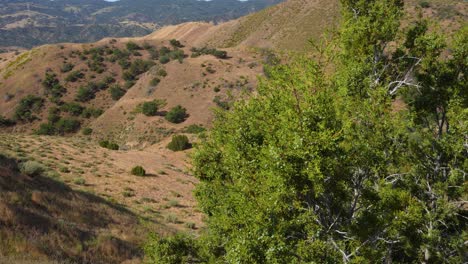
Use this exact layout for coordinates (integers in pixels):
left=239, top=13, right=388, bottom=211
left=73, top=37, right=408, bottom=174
left=150, top=78, right=160, bottom=86
left=184, top=124, right=206, bottom=134
left=0, top=115, right=15, bottom=127
left=159, top=55, right=170, bottom=64
left=75, top=86, right=96, bottom=102
left=419, top=1, right=430, bottom=8
left=74, top=178, right=86, bottom=185
left=165, top=105, right=188, bottom=124
left=81, top=107, right=103, bottom=118
left=123, top=59, right=155, bottom=81
left=65, top=70, right=85, bottom=83
left=157, top=69, right=167, bottom=77
left=82, top=127, right=93, bottom=135
left=191, top=47, right=228, bottom=59
left=55, top=118, right=81, bottom=134
left=60, top=63, right=74, bottom=73
left=167, top=135, right=191, bottom=151
left=36, top=122, right=56, bottom=135
left=126, top=41, right=142, bottom=51
left=61, top=102, right=84, bottom=116
left=99, top=140, right=119, bottom=150
left=213, top=96, right=230, bottom=110
left=19, top=161, right=45, bottom=177
left=110, top=85, right=126, bottom=100
left=14, top=95, right=44, bottom=122
left=141, top=101, right=159, bottom=116
left=170, top=39, right=184, bottom=48
left=47, top=107, right=61, bottom=123
left=131, top=166, right=146, bottom=176
left=42, top=72, right=66, bottom=98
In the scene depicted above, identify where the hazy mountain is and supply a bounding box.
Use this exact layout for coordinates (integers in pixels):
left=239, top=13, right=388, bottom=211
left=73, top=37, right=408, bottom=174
left=0, top=0, right=283, bottom=48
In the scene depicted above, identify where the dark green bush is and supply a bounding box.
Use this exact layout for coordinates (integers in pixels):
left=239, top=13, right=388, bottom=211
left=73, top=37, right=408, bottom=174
left=126, top=41, right=141, bottom=51
left=61, top=102, right=84, bottom=116
left=158, top=69, right=167, bottom=77
left=150, top=78, right=160, bottom=86
left=165, top=105, right=188, bottom=124
left=36, top=123, right=56, bottom=135
left=82, top=127, right=93, bottom=135
left=60, top=63, right=74, bottom=73
left=141, top=101, right=159, bottom=116
left=99, top=140, right=119, bottom=150
left=0, top=115, right=15, bottom=127
left=65, top=70, right=84, bottom=83
left=159, top=46, right=171, bottom=56
left=14, top=95, right=44, bottom=122
left=190, top=47, right=228, bottom=59
left=81, top=108, right=103, bottom=118
left=47, top=107, right=61, bottom=123
left=159, top=55, right=170, bottom=64
left=131, top=166, right=146, bottom=176
left=169, top=39, right=184, bottom=48
left=167, top=135, right=191, bottom=151
left=75, top=85, right=96, bottom=102
left=110, top=85, right=126, bottom=100
left=55, top=118, right=81, bottom=134
left=419, top=1, right=430, bottom=8
left=42, top=72, right=66, bottom=98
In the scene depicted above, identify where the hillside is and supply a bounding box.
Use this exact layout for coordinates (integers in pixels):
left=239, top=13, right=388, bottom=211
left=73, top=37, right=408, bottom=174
left=145, top=0, right=467, bottom=51
left=0, top=0, right=283, bottom=49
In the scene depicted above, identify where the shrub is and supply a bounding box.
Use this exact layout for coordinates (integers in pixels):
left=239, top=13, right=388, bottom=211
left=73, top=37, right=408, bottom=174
left=60, top=63, right=74, bottom=73
left=131, top=166, right=146, bottom=176
left=170, top=39, right=184, bottom=48
left=65, top=70, right=84, bottom=82
left=47, top=107, right=61, bottom=123
left=159, top=55, right=170, bottom=64
left=99, top=140, right=119, bottom=150
left=61, top=102, right=84, bottom=116
left=144, top=233, right=200, bottom=263
left=167, top=135, right=191, bottom=151
left=75, top=86, right=95, bottom=102
left=191, top=47, right=228, bottom=59
left=19, top=161, right=45, bottom=177
left=126, top=41, right=141, bottom=51
left=82, top=127, right=93, bottom=135
left=159, top=46, right=171, bottom=56
left=55, top=118, right=81, bottom=134
left=14, top=95, right=44, bottom=122
left=158, top=69, right=167, bottom=77
left=419, top=1, right=430, bottom=8
left=0, top=115, right=15, bottom=127
left=213, top=96, right=230, bottom=110
left=124, top=81, right=136, bottom=89
left=150, top=78, right=160, bottom=86
left=184, top=124, right=206, bottom=134
left=81, top=107, right=103, bottom=118
left=74, top=178, right=86, bottom=185
left=165, top=105, right=188, bottom=124
left=110, top=85, right=126, bottom=100
left=36, top=123, right=56, bottom=135
left=141, top=101, right=159, bottom=116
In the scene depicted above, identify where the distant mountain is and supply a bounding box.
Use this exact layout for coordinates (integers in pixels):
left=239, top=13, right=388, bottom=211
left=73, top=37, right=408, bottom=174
left=0, top=0, right=283, bottom=48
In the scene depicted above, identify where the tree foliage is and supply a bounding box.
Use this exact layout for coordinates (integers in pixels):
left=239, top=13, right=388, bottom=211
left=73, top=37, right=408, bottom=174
left=146, top=1, right=467, bottom=263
